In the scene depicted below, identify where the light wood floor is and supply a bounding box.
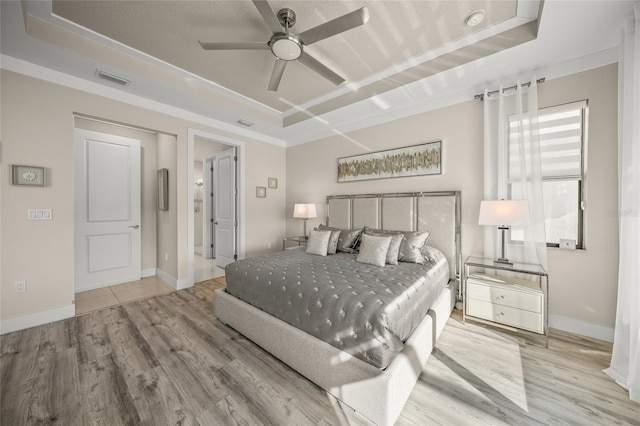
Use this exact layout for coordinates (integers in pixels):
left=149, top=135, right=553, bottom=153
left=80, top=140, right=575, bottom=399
left=1, top=278, right=638, bottom=425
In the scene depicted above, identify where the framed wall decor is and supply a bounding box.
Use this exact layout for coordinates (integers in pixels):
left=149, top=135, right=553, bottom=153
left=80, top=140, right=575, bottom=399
left=268, top=177, right=278, bottom=189
left=157, top=168, right=169, bottom=211
left=256, top=186, right=267, bottom=198
left=337, top=140, right=442, bottom=183
left=12, top=165, right=45, bottom=186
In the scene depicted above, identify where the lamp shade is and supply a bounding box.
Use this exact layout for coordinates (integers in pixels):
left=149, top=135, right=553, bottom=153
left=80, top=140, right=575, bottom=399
left=293, top=203, right=317, bottom=219
left=478, top=200, right=530, bottom=226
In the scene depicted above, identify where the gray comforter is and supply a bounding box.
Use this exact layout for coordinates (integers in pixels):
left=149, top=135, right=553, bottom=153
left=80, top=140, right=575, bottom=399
left=224, top=248, right=449, bottom=369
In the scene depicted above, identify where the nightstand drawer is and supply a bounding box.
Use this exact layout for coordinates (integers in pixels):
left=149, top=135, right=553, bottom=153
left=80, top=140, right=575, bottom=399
left=467, top=299, right=543, bottom=333
left=467, top=279, right=542, bottom=313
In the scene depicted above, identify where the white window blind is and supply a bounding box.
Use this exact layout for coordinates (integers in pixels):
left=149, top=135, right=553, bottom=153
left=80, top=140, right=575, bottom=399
left=509, top=100, right=586, bottom=180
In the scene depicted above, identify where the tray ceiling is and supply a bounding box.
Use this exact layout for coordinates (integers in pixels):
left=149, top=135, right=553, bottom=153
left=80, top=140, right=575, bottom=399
left=51, top=0, right=518, bottom=113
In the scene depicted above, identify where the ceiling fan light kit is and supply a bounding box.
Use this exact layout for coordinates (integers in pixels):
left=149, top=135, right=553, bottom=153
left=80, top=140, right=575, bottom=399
left=198, top=0, right=370, bottom=92
left=270, top=34, right=302, bottom=61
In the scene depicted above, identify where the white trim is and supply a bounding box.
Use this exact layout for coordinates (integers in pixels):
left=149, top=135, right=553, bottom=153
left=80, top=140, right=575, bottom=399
left=25, top=0, right=280, bottom=116
left=0, top=304, right=75, bottom=335
left=141, top=268, right=156, bottom=278
left=0, top=55, right=286, bottom=148
left=156, top=269, right=178, bottom=289
left=549, top=314, right=614, bottom=342
left=176, top=278, right=193, bottom=291
left=187, top=128, right=246, bottom=290
left=283, top=47, right=619, bottom=148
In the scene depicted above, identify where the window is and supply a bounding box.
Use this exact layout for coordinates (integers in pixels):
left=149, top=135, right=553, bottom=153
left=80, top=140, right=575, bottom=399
left=509, top=100, right=587, bottom=248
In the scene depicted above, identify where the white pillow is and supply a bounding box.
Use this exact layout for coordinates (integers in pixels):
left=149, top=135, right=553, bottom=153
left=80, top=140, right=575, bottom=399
left=305, top=229, right=332, bottom=256
left=356, top=234, right=392, bottom=267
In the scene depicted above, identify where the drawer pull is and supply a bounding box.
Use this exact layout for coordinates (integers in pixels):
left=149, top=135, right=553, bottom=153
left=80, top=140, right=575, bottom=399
left=497, top=295, right=505, bottom=299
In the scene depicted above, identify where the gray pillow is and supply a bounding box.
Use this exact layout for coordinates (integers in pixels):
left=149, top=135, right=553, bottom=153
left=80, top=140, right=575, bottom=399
left=398, top=230, right=430, bottom=264
left=363, top=227, right=403, bottom=265
left=315, top=227, right=340, bottom=255
left=318, top=224, right=362, bottom=252
left=305, top=229, right=332, bottom=256
left=356, top=234, right=392, bottom=267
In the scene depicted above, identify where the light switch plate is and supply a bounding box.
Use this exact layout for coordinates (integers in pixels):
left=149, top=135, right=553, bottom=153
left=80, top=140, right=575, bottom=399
left=560, top=239, right=576, bottom=249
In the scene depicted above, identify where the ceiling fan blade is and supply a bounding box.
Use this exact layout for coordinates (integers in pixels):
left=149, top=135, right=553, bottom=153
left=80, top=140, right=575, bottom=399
left=297, top=7, right=369, bottom=46
left=252, top=0, right=282, bottom=34
left=198, top=41, right=268, bottom=50
left=268, top=59, right=288, bottom=91
left=298, top=52, right=344, bottom=86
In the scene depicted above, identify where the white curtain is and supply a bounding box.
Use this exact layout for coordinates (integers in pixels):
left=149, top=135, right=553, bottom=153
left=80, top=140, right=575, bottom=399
left=605, top=2, right=640, bottom=404
left=483, top=80, right=548, bottom=269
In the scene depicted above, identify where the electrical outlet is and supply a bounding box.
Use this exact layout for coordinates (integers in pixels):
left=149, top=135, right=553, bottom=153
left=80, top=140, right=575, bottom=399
left=15, top=281, right=26, bottom=293
left=267, top=242, right=272, bottom=249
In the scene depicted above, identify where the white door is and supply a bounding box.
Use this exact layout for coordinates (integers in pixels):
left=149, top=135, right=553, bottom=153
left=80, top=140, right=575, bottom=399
left=74, top=129, right=141, bottom=292
left=214, top=147, right=237, bottom=268
left=204, top=158, right=215, bottom=259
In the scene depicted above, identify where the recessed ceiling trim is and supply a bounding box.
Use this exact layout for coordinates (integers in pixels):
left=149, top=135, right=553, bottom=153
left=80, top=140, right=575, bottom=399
left=25, top=1, right=282, bottom=116
left=281, top=1, right=540, bottom=119
left=0, top=54, right=287, bottom=147
left=283, top=20, right=540, bottom=127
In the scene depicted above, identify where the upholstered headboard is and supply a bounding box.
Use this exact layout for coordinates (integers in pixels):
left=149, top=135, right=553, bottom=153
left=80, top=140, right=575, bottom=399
left=326, top=191, right=461, bottom=281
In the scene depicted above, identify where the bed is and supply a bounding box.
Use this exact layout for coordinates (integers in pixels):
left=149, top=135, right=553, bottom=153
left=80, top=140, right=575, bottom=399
left=215, top=191, right=461, bottom=425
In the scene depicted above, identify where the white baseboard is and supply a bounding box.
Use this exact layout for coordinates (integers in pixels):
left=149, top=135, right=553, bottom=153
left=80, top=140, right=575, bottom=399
left=176, top=278, right=194, bottom=291
left=549, top=314, right=614, bottom=342
left=156, top=269, right=178, bottom=289
left=0, top=304, right=75, bottom=335
left=141, top=268, right=156, bottom=278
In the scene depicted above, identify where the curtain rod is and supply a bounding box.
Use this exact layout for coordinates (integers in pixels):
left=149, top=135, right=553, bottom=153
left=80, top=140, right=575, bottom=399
left=474, top=77, right=546, bottom=101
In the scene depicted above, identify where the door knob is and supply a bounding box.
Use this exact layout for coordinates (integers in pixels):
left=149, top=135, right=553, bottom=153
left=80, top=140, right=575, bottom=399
left=129, top=225, right=140, bottom=229
left=214, top=222, right=218, bottom=225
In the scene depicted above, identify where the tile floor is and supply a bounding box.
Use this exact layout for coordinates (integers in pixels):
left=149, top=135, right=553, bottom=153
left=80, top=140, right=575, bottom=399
left=75, top=276, right=174, bottom=315
left=194, top=252, right=225, bottom=283
left=75, top=254, right=225, bottom=316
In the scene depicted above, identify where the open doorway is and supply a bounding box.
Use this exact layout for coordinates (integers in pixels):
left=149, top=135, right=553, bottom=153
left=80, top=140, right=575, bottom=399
left=191, top=132, right=243, bottom=284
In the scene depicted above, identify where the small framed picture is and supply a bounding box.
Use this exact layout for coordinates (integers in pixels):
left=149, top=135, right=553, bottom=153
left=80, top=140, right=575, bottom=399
left=12, top=165, right=45, bottom=186
left=256, top=186, right=266, bottom=198
left=268, top=177, right=278, bottom=189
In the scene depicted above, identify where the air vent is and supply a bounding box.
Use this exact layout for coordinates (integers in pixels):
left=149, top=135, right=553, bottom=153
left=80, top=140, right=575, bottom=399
left=237, top=119, right=254, bottom=127
left=96, top=70, right=130, bottom=86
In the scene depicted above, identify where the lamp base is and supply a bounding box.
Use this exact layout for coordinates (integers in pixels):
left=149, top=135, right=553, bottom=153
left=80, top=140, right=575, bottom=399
left=494, top=258, right=513, bottom=267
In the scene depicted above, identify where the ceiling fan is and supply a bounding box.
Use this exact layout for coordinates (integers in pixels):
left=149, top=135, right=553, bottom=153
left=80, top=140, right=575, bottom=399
left=198, top=0, right=370, bottom=91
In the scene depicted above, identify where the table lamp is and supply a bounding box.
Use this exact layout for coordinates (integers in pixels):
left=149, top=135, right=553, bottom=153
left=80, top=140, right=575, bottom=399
left=478, top=200, right=530, bottom=266
left=293, top=203, right=317, bottom=239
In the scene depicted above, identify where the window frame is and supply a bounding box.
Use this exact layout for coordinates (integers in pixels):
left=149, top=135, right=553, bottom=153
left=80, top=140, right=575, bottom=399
left=508, top=100, right=588, bottom=249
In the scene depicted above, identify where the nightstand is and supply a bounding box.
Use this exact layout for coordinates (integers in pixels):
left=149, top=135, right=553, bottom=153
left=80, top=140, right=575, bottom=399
left=463, top=256, right=549, bottom=346
left=282, top=236, right=307, bottom=250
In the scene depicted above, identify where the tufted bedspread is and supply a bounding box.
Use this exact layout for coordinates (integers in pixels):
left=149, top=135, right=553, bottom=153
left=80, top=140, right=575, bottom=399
left=224, top=248, right=449, bottom=369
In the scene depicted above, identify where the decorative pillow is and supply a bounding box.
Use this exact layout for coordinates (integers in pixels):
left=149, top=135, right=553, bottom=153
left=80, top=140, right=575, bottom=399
left=314, top=227, right=340, bottom=254
left=422, top=245, right=446, bottom=264
left=398, top=230, right=430, bottom=264
left=363, top=227, right=403, bottom=265
left=318, top=224, right=362, bottom=252
left=356, top=234, right=392, bottom=267
left=305, top=229, right=332, bottom=256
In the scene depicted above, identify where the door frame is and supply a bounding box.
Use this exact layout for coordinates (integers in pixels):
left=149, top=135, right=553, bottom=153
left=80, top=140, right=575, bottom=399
left=187, top=128, right=245, bottom=287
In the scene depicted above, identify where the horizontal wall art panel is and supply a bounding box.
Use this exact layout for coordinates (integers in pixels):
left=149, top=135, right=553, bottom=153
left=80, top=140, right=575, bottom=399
left=337, top=140, right=442, bottom=182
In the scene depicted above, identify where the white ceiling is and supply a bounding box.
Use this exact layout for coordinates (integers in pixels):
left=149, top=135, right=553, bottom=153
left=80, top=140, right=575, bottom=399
left=0, top=1, right=636, bottom=146
left=51, top=0, right=518, bottom=112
